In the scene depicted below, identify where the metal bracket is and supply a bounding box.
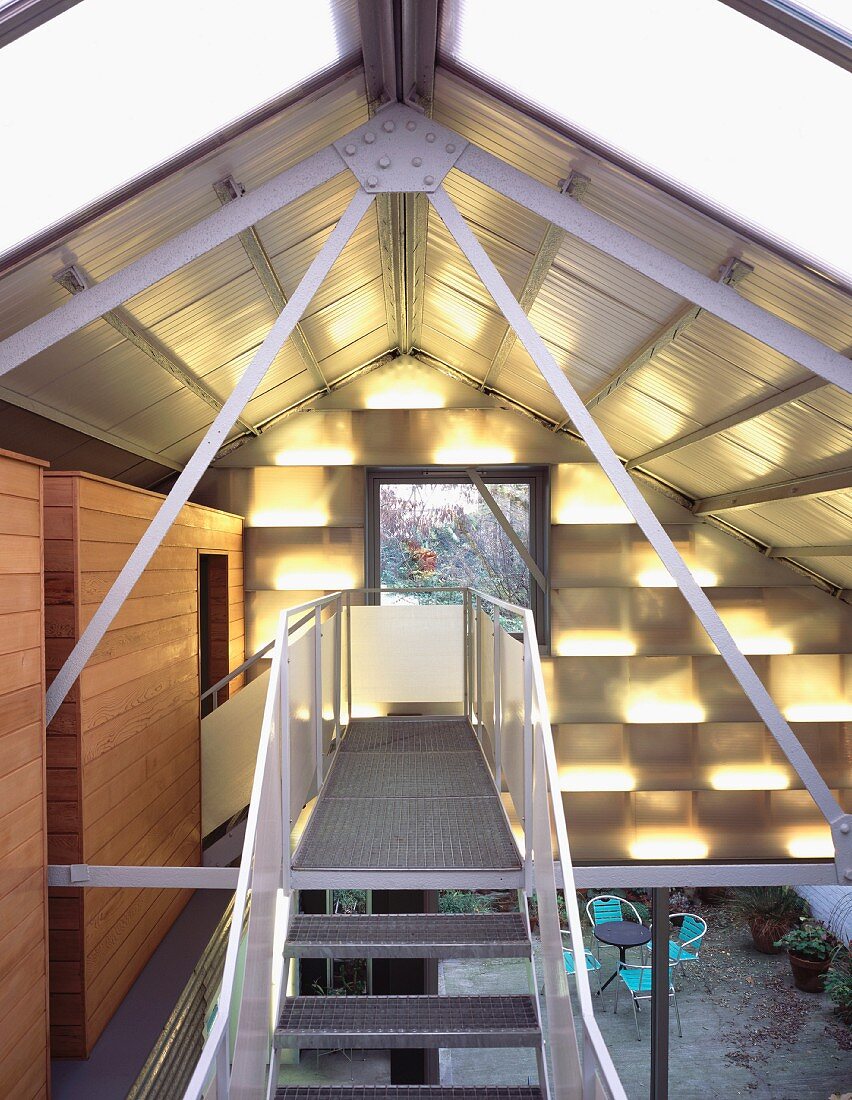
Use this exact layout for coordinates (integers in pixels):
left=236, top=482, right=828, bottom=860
left=69, top=864, right=90, bottom=884
left=832, top=813, right=852, bottom=883
left=333, top=102, right=468, bottom=193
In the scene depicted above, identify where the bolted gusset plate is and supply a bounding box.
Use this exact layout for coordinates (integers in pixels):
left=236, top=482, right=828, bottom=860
left=333, top=103, right=468, bottom=193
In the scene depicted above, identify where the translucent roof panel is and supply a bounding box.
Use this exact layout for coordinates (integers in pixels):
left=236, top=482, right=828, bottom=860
left=441, top=0, right=852, bottom=283
left=0, top=0, right=358, bottom=254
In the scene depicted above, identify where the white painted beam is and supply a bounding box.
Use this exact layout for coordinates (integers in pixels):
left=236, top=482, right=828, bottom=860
left=455, top=143, right=852, bottom=395
left=694, top=465, right=852, bottom=514
left=48, top=864, right=239, bottom=888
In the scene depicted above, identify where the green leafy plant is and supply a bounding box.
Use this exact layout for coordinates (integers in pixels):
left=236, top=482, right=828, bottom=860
left=439, top=890, right=492, bottom=914
left=728, top=886, right=805, bottom=951
left=333, top=889, right=367, bottom=914
left=825, top=949, right=852, bottom=1023
left=774, top=918, right=836, bottom=961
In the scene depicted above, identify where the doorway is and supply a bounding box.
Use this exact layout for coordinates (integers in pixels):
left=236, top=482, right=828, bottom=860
left=199, top=553, right=230, bottom=717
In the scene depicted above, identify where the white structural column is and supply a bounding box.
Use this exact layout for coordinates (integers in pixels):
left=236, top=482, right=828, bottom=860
left=45, top=189, right=374, bottom=723
left=455, top=145, right=852, bottom=396
left=429, top=185, right=852, bottom=882
left=0, top=144, right=343, bottom=379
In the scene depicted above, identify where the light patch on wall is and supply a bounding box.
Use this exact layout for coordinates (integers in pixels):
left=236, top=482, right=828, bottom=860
left=433, top=445, right=515, bottom=465
left=787, top=833, right=834, bottom=859
left=275, top=448, right=355, bottom=465
left=560, top=767, right=635, bottom=792
left=249, top=510, right=329, bottom=527
left=785, top=703, right=852, bottom=722
left=366, top=388, right=445, bottom=409
left=629, top=836, right=710, bottom=860
left=553, top=464, right=634, bottom=524
left=731, top=635, right=794, bottom=655
left=709, top=767, right=790, bottom=791
left=350, top=704, right=383, bottom=718
left=556, top=634, right=637, bottom=657
left=275, top=572, right=356, bottom=591
left=626, top=700, right=705, bottom=724
left=636, top=567, right=718, bottom=588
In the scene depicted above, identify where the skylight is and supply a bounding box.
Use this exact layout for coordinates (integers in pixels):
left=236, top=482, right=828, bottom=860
left=441, top=0, right=852, bottom=282
left=0, top=0, right=351, bottom=255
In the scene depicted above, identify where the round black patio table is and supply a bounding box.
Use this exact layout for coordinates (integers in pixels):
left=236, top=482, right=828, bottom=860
left=593, top=920, right=652, bottom=993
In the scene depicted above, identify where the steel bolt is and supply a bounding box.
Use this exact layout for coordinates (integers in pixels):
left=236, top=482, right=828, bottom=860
left=344, top=143, right=356, bottom=156
left=846, top=869, right=852, bottom=881
left=411, top=156, right=423, bottom=167
left=424, top=175, right=435, bottom=186
left=379, top=156, right=391, bottom=169
left=364, top=131, right=376, bottom=144
left=446, top=143, right=456, bottom=153
left=366, top=175, right=379, bottom=188
left=405, top=120, right=416, bottom=131
left=382, top=120, right=395, bottom=133
left=841, top=822, right=851, bottom=834
left=426, top=132, right=436, bottom=143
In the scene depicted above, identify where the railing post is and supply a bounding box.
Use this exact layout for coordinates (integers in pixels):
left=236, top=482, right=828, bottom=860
left=214, top=1028, right=230, bottom=1098
left=280, top=623, right=291, bottom=894
left=333, top=595, right=342, bottom=740
left=474, top=593, right=482, bottom=741
left=493, top=606, right=502, bottom=790
left=345, top=590, right=353, bottom=723
left=314, top=605, right=323, bottom=791
left=463, top=589, right=470, bottom=720
left=582, top=1023, right=596, bottom=1099
left=523, top=626, right=534, bottom=897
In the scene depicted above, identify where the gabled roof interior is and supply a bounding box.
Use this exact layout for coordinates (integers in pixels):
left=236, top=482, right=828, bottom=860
left=0, top=0, right=849, bottom=596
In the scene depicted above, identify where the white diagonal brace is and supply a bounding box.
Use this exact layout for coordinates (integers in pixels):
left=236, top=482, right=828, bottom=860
left=465, top=467, right=548, bottom=594
left=455, top=144, right=852, bottom=395
left=213, top=177, right=330, bottom=393
left=0, top=143, right=342, bottom=378
left=45, top=189, right=374, bottom=724
left=55, top=264, right=258, bottom=436
left=429, top=185, right=852, bottom=883
left=626, top=374, right=828, bottom=469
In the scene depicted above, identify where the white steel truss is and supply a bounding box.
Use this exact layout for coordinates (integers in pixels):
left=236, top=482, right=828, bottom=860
left=2, top=101, right=849, bottom=882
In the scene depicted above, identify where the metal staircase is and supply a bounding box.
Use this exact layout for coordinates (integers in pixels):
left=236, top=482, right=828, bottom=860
left=182, top=589, right=627, bottom=1100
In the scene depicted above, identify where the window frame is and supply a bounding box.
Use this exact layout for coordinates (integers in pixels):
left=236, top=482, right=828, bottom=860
left=365, top=465, right=550, bottom=643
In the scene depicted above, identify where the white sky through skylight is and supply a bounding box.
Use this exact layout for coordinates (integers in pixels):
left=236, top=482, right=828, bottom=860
left=445, top=0, right=852, bottom=281
left=0, top=0, right=342, bottom=254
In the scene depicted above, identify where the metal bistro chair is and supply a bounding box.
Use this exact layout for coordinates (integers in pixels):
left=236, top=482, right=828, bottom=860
left=585, top=894, right=646, bottom=965
left=650, top=912, right=707, bottom=984
left=614, top=961, right=683, bottom=1041
left=541, top=931, right=603, bottom=995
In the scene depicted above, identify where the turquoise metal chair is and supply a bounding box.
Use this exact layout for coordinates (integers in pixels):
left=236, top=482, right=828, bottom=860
left=614, top=961, right=683, bottom=1041
left=540, top=933, right=603, bottom=995
left=650, top=912, right=707, bottom=982
left=585, top=894, right=645, bottom=965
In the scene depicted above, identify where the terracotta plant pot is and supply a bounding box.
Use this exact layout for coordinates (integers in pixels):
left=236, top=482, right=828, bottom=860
left=788, top=951, right=831, bottom=993
left=748, top=918, right=785, bottom=954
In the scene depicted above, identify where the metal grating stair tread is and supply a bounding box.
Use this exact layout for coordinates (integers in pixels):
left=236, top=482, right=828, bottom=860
left=275, top=995, right=541, bottom=1049
left=275, top=1090, right=543, bottom=1100
left=284, top=913, right=531, bottom=957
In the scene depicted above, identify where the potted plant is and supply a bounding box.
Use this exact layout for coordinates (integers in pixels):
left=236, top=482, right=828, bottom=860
left=825, top=947, right=852, bottom=1020
left=728, top=886, right=804, bottom=954
left=774, top=919, right=837, bottom=992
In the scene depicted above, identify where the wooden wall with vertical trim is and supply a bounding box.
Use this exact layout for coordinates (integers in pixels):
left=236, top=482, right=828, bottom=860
left=44, top=472, right=244, bottom=1057
left=0, top=448, right=50, bottom=1099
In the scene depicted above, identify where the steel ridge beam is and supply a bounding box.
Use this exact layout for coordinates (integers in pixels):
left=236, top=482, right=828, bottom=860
left=213, top=177, right=329, bottom=393
left=454, top=143, right=852, bottom=395
left=0, top=143, right=343, bottom=379
left=0, top=384, right=183, bottom=471
left=626, top=374, right=828, bottom=469
left=428, top=183, right=850, bottom=883
left=694, top=465, right=852, bottom=514
left=44, top=188, right=374, bottom=724
left=55, top=263, right=258, bottom=436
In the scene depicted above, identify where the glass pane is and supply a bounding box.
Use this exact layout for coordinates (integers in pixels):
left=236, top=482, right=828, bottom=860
left=0, top=0, right=353, bottom=254
left=441, top=0, right=852, bottom=281
left=378, top=480, right=531, bottom=629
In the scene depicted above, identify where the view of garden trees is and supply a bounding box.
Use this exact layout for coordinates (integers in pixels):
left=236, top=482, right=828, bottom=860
left=378, top=479, right=532, bottom=614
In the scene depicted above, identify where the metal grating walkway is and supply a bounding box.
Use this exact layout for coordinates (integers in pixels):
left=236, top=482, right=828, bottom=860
left=275, top=995, right=541, bottom=1049
left=283, top=913, right=530, bottom=958
left=292, top=718, right=521, bottom=881
left=276, top=1089, right=543, bottom=1100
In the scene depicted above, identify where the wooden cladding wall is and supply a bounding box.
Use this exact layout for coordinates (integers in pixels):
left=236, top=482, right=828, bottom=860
left=44, top=472, right=244, bottom=1058
left=0, top=449, right=50, bottom=1099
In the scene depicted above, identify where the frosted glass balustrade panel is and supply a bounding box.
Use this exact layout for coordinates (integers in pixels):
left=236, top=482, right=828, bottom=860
left=478, top=608, right=495, bottom=762
left=350, top=604, right=464, bottom=710
left=288, top=624, right=318, bottom=826
left=500, top=630, right=526, bottom=824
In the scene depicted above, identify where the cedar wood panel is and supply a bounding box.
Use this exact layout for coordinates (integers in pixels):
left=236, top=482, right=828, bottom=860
left=0, top=449, right=50, bottom=1099
left=44, top=472, right=244, bottom=1057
